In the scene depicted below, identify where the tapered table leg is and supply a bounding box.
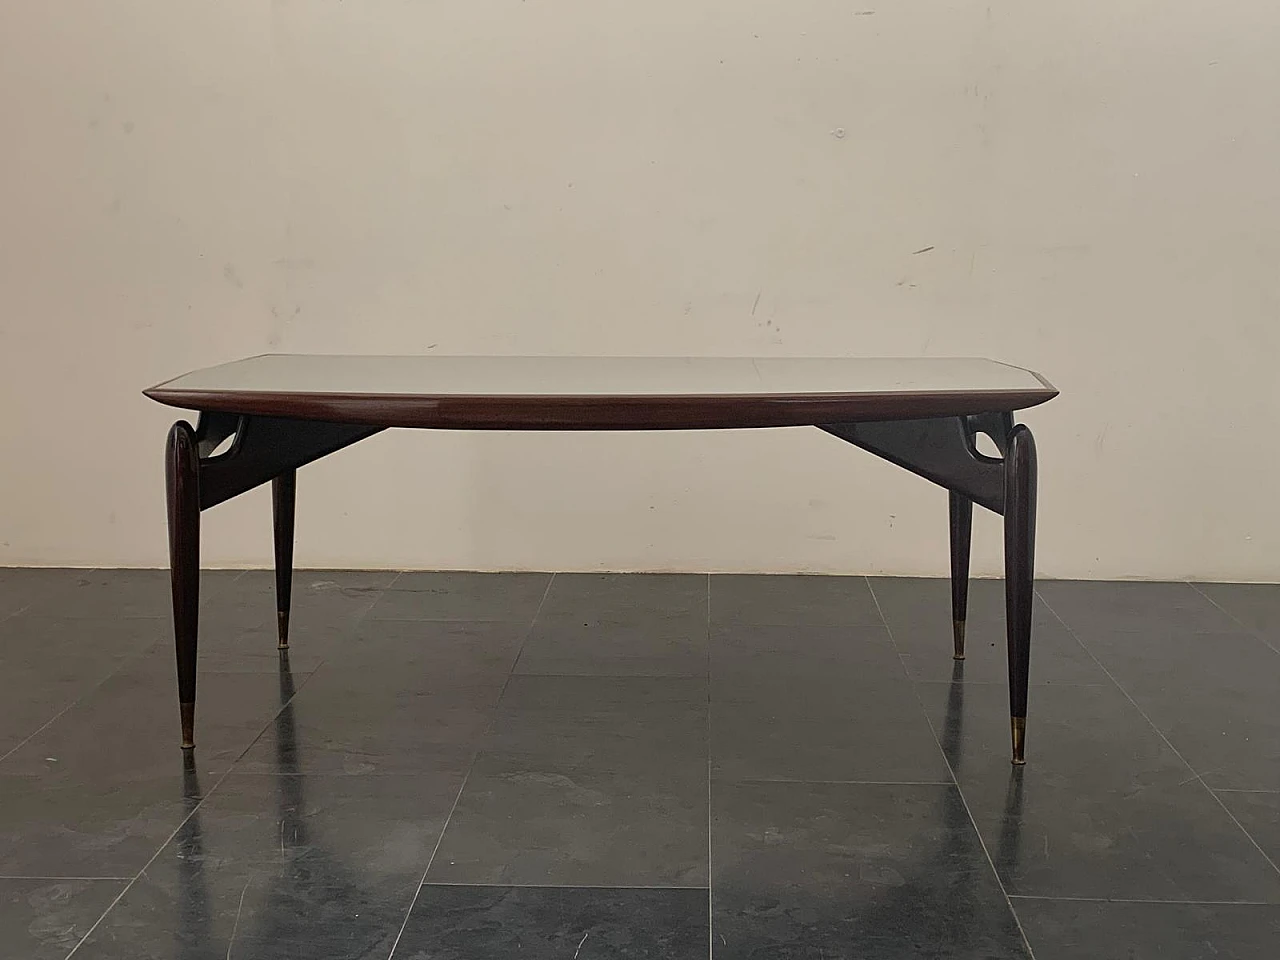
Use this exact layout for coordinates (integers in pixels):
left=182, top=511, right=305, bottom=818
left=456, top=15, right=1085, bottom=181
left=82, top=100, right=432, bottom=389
left=272, top=470, right=296, bottom=650
left=166, top=421, right=201, bottom=749
left=949, top=491, right=973, bottom=660
left=1003, top=424, right=1037, bottom=765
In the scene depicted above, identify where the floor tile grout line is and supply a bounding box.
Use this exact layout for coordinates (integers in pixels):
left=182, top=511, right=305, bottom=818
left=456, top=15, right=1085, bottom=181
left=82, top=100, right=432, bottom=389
left=914, top=707, right=1040, bottom=960
left=862, top=577, right=914, bottom=685
left=706, top=570, right=716, bottom=960
left=0, top=876, right=134, bottom=882
left=367, top=617, right=546, bottom=625
left=62, top=762, right=241, bottom=959
left=723, top=778, right=958, bottom=786
left=917, top=681, right=1114, bottom=688
left=0, top=702, right=81, bottom=767
left=0, top=643, right=151, bottom=767
left=370, top=569, right=553, bottom=623
left=1187, top=581, right=1280, bottom=657
left=1200, top=783, right=1280, bottom=878
left=488, top=574, right=556, bottom=682
left=226, top=658, right=327, bottom=770
left=487, top=573, right=558, bottom=730
left=285, top=579, right=392, bottom=676
left=496, top=672, right=709, bottom=682
left=1037, top=593, right=1280, bottom=882
left=385, top=764, right=477, bottom=960
left=1007, top=894, right=1279, bottom=905
left=239, top=574, right=405, bottom=723
left=386, top=573, right=556, bottom=960
left=866, top=576, right=1039, bottom=960
left=1213, top=788, right=1280, bottom=795
left=0, top=566, right=97, bottom=620
left=863, top=575, right=890, bottom=629
left=212, top=771, right=473, bottom=779
left=418, top=881, right=714, bottom=890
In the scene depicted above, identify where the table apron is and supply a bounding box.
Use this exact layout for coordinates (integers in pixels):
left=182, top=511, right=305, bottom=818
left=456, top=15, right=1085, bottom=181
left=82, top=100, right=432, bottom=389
left=195, top=413, right=382, bottom=510
left=190, top=410, right=1013, bottom=515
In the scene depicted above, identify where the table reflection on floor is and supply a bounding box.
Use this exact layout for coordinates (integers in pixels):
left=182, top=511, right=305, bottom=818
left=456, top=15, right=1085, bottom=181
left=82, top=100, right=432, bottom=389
left=168, top=653, right=403, bottom=958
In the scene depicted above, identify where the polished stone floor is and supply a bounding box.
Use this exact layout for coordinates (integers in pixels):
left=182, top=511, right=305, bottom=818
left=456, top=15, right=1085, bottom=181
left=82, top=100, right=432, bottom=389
left=1, top=569, right=1278, bottom=959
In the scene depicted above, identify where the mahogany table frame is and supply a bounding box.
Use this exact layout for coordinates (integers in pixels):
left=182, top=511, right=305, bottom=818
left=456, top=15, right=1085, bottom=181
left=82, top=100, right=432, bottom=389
left=146, top=358, right=1055, bottom=764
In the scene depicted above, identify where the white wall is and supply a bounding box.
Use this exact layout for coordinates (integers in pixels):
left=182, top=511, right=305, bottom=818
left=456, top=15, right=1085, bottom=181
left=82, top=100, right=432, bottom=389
left=2, top=1, right=1278, bottom=579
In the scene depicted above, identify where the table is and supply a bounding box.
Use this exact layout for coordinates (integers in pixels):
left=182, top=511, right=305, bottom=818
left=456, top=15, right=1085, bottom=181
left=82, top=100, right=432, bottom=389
left=145, top=355, right=1056, bottom=764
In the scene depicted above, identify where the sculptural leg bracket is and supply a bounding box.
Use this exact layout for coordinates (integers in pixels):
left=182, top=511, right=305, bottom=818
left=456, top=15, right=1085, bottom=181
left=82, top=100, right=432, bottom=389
left=820, top=413, right=1037, bottom=764
left=165, top=414, right=381, bottom=748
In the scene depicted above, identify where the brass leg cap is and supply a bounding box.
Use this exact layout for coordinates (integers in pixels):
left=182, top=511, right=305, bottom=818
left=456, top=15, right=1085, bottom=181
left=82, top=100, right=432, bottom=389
left=180, top=701, right=196, bottom=750
left=1011, top=716, right=1027, bottom=765
left=952, top=619, right=966, bottom=660
left=277, top=610, right=290, bottom=650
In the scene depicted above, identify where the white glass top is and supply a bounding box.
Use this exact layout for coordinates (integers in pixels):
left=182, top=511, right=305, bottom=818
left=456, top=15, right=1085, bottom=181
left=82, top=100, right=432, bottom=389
left=148, top=355, right=1051, bottom=400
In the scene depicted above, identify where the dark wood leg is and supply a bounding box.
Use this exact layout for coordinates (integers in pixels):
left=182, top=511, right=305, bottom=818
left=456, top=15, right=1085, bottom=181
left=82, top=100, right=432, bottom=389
left=272, top=470, right=296, bottom=650
left=166, top=421, right=201, bottom=750
left=1003, top=424, right=1037, bottom=765
left=948, top=491, right=973, bottom=660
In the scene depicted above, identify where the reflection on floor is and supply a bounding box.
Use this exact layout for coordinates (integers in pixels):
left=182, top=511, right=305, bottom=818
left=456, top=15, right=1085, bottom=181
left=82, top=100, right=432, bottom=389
left=1, top=569, right=1278, bottom=958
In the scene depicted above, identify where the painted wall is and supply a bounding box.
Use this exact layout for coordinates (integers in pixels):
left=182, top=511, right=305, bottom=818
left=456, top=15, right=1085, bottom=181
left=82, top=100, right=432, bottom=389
left=2, top=1, right=1277, bottom=579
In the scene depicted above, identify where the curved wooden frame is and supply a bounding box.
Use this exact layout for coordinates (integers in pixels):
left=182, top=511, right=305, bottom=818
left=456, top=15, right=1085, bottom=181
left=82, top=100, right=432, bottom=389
left=144, top=385, right=1056, bottom=431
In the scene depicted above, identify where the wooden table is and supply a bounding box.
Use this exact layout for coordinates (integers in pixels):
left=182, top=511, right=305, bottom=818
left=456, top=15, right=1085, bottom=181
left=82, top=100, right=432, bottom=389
left=145, top=355, right=1056, bottom=764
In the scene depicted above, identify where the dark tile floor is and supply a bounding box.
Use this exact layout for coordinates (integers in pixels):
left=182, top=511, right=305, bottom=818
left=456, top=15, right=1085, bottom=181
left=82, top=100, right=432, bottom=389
left=1, top=570, right=1278, bottom=959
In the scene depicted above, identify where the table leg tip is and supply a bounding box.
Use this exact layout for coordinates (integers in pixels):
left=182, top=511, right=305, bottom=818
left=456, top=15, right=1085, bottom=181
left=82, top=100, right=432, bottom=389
left=952, top=619, right=966, bottom=659
left=1011, top=716, right=1026, bottom=765
left=180, top=701, right=195, bottom=751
